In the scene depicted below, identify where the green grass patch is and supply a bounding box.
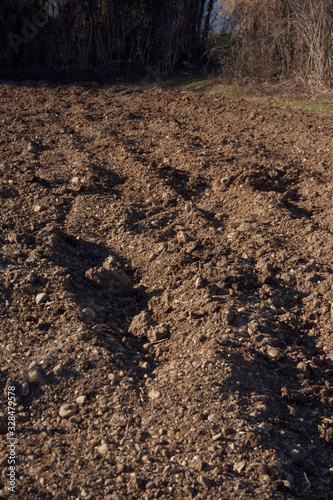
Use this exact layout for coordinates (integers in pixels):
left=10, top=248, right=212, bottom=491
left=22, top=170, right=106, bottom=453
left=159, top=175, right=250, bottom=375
left=137, top=73, right=333, bottom=117
left=161, top=74, right=210, bottom=91
left=175, top=78, right=333, bottom=116
left=276, top=99, right=333, bottom=116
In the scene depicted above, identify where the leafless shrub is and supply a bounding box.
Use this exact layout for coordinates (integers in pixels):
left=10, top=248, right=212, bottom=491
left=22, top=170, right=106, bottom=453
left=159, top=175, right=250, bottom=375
left=218, top=0, right=333, bottom=89
left=294, top=0, right=333, bottom=88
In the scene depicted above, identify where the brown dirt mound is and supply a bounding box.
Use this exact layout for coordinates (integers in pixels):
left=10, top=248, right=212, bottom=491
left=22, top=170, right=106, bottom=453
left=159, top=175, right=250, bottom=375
left=0, top=82, right=333, bottom=499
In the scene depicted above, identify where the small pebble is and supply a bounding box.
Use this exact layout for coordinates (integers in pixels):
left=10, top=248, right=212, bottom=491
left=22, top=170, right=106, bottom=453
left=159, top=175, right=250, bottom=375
left=234, top=461, right=246, bottom=473
left=36, top=292, right=48, bottom=305
left=110, top=493, right=121, bottom=500
left=20, top=381, right=30, bottom=397
left=108, top=373, right=120, bottom=385
left=265, top=346, right=281, bottom=360
left=195, top=276, right=205, bottom=289
left=111, top=414, right=127, bottom=428
left=212, top=433, right=222, bottom=441
left=53, top=364, right=63, bottom=376
left=256, top=404, right=268, bottom=413
left=258, top=422, right=272, bottom=433
left=177, top=231, right=190, bottom=244
left=76, top=395, right=87, bottom=405
left=96, top=443, right=109, bottom=455
left=148, top=390, right=161, bottom=400
left=28, top=369, right=46, bottom=386
left=184, top=202, right=192, bottom=212
left=59, top=404, right=77, bottom=418
left=27, top=142, right=38, bottom=152
left=197, top=474, right=213, bottom=488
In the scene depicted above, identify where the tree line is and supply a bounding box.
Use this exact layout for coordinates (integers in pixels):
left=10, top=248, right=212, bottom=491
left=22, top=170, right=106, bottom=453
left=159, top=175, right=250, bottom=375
left=1, top=0, right=332, bottom=88
left=0, top=0, right=214, bottom=77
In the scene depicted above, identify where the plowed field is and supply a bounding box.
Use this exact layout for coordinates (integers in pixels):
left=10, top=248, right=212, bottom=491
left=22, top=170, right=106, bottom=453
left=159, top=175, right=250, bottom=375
left=1, top=82, right=333, bottom=499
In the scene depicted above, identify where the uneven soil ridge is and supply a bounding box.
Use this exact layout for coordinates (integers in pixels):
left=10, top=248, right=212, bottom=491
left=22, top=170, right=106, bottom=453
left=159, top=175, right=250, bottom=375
left=0, top=83, right=333, bottom=499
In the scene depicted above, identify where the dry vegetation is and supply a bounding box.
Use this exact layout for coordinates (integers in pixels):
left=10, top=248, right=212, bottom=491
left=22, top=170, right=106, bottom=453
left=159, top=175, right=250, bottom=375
left=1, top=0, right=333, bottom=91
left=217, top=0, right=333, bottom=89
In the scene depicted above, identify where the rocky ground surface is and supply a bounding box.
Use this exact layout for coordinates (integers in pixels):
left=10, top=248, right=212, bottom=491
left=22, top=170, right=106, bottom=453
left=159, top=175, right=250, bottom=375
left=0, top=82, right=333, bottom=499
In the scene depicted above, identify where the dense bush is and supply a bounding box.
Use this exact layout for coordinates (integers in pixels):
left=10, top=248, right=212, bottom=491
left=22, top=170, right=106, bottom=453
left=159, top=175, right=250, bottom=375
left=217, top=0, right=333, bottom=87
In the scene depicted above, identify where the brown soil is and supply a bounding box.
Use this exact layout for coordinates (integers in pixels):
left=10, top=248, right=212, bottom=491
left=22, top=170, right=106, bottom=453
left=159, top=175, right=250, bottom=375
left=0, top=81, right=333, bottom=500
